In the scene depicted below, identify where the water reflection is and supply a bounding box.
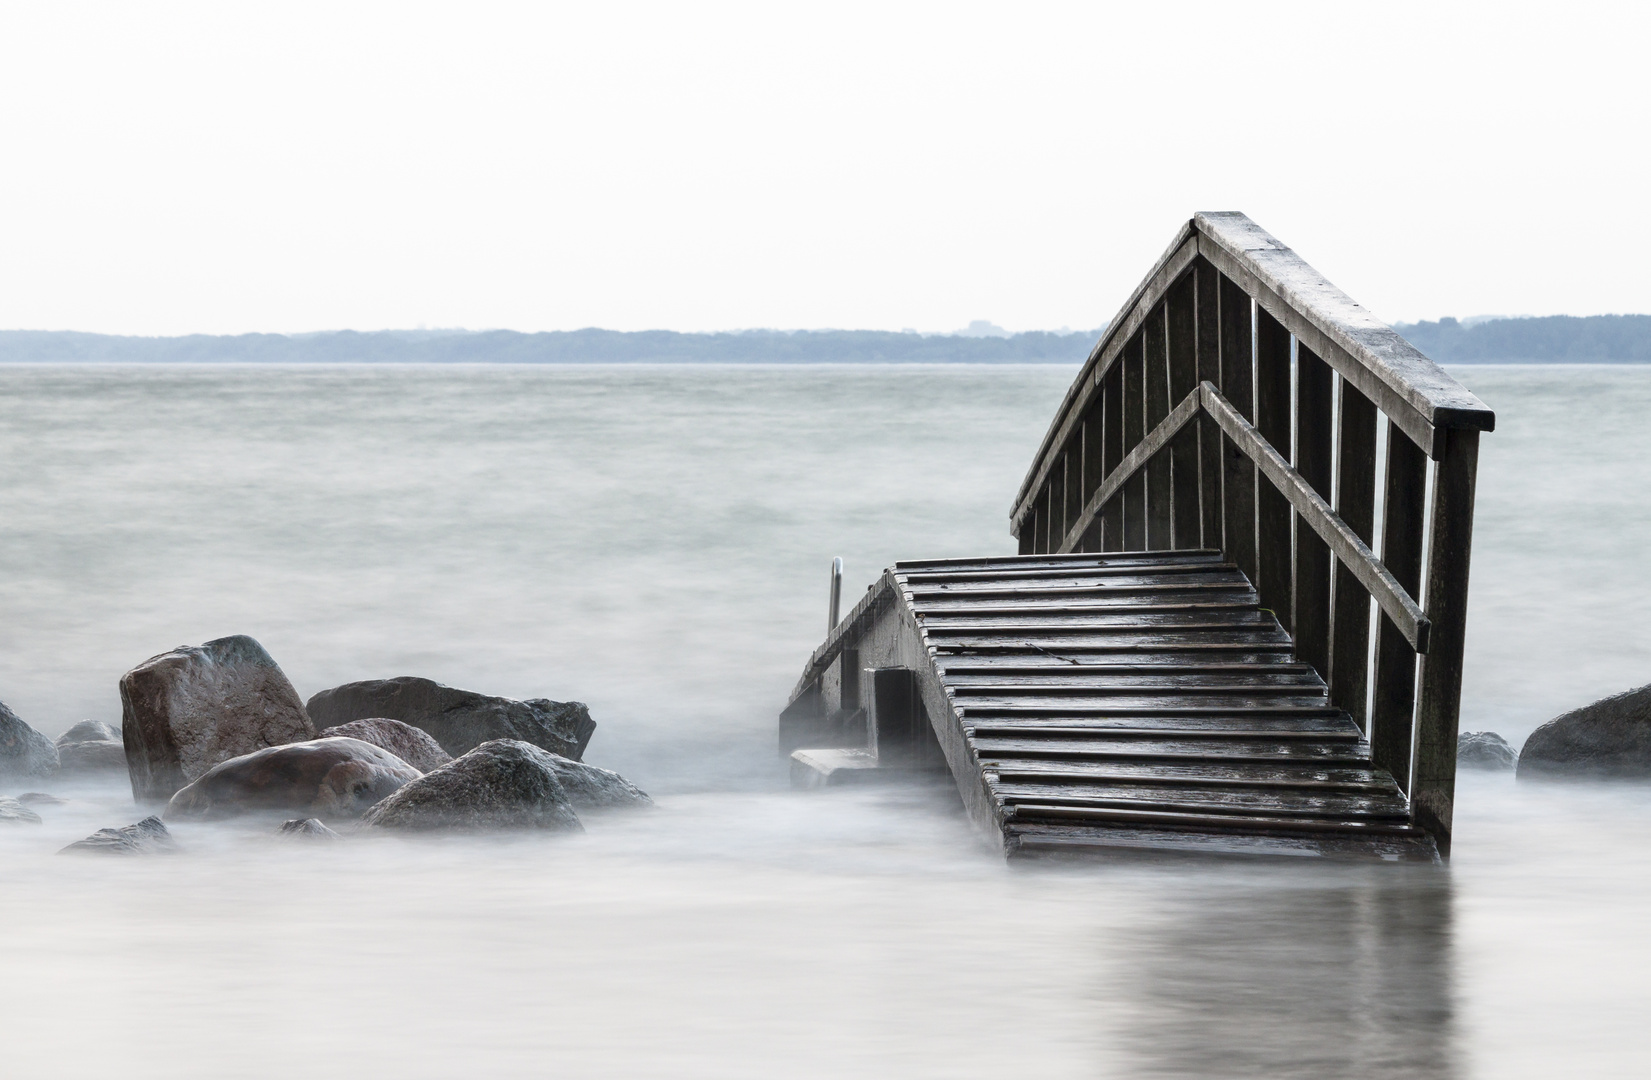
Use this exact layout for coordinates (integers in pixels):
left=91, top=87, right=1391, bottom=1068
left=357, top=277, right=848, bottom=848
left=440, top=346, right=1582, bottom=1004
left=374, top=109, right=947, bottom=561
left=1113, top=864, right=1457, bottom=1079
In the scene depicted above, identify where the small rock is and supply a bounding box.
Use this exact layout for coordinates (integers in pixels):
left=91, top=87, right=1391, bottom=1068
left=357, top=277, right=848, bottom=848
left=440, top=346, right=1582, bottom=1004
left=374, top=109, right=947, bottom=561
left=1519, top=684, right=1651, bottom=780
left=0, top=699, right=60, bottom=780
left=362, top=739, right=583, bottom=832
left=121, top=635, right=317, bottom=804
left=0, top=795, right=43, bottom=825
left=307, top=677, right=595, bottom=761
left=317, top=717, right=451, bottom=773
left=277, top=817, right=340, bottom=840
left=17, top=792, right=65, bottom=805
left=165, top=737, right=422, bottom=821
left=1458, top=731, right=1518, bottom=771
left=56, top=720, right=128, bottom=773
left=60, top=816, right=176, bottom=855
left=534, top=751, right=651, bottom=811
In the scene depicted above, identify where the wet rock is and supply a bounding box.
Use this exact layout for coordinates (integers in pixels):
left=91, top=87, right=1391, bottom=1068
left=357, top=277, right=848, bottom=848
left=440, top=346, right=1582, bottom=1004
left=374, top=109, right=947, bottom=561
left=56, top=720, right=128, bottom=773
left=1520, top=684, right=1651, bottom=780
left=121, top=635, right=316, bottom=804
left=0, top=700, right=60, bottom=780
left=317, top=717, right=451, bottom=773
left=165, top=737, right=421, bottom=821
left=277, top=817, right=340, bottom=840
left=17, top=792, right=65, bottom=805
left=60, top=816, right=176, bottom=855
left=0, top=795, right=43, bottom=825
left=535, top=751, right=651, bottom=811
left=362, top=739, right=583, bottom=832
left=1458, top=731, right=1518, bottom=771
left=307, top=677, right=595, bottom=761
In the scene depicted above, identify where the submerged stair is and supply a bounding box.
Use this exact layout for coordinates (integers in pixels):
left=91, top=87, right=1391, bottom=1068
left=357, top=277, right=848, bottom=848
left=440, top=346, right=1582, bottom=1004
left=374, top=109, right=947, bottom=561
left=782, top=550, right=1438, bottom=861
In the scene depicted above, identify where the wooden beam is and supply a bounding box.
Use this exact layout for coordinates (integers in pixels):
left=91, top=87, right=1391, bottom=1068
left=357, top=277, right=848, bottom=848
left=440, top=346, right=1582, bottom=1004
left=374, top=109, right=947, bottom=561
left=1294, top=344, right=1335, bottom=683
left=1219, top=273, right=1257, bottom=587
left=1330, top=380, right=1378, bottom=730
left=1254, top=306, right=1293, bottom=633
left=1370, top=420, right=1428, bottom=792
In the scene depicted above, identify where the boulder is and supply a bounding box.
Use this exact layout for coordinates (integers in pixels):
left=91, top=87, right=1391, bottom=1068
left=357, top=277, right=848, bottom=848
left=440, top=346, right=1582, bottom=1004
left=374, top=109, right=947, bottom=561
left=317, top=717, right=451, bottom=773
left=0, top=700, right=59, bottom=780
left=17, top=792, right=64, bottom=806
left=277, top=817, right=340, bottom=840
left=60, top=816, right=176, bottom=855
left=362, top=739, right=583, bottom=832
left=307, top=677, right=595, bottom=761
left=165, top=737, right=421, bottom=821
left=0, top=795, right=43, bottom=825
left=56, top=720, right=128, bottom=773
left=1458, top=731, right=1518, bottom=771
left=533, top=750, right=651, bottom=811
left=1519, top=684, right=1651, bottom=780
left=121, top=635, right=316, bottom=804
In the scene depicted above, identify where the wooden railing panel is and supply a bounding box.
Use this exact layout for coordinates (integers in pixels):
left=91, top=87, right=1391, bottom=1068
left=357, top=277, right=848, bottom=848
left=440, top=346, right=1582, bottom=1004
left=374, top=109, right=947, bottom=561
left=1102, top=362, right=1125, bottom=551
left=1193, top=259, right=1223, bottom=550
left=1218, top=273, right=1257, bottom=585
left=1255, top=306, right=1294, bottom=634
left=1295, top=344, right=1335, bottom=683
left=1166, top=272, right=1200, bottom=549
left=1122, top=332, right=1147, bottom=550
left=1081, top=394, right=1106, bottom=551
left=1144, top=305, right=1173, bottom=549
left=1331, top=380, right=1378, bottom=730
left=1371, top=422, right=1428, bottom=791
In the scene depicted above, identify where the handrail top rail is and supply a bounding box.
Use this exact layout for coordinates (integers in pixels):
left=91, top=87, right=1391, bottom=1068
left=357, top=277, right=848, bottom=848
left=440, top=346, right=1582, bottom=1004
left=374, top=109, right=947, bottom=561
left=1010, top=213, right=1495, bottom=529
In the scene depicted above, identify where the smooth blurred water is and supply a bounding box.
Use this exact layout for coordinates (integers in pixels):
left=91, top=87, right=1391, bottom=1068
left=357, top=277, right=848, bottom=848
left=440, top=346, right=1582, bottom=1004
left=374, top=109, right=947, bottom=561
left=0, top=362, right=1648, bottom=1079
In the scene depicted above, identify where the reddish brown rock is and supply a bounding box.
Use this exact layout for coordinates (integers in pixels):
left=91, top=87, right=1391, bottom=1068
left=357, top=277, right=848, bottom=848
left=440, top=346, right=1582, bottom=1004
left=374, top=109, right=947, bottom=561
left=317, top=717, right=451, bottom=773
left=164, top=737, right=421, bottom=821
left=121, top=635, right=316, bottom=804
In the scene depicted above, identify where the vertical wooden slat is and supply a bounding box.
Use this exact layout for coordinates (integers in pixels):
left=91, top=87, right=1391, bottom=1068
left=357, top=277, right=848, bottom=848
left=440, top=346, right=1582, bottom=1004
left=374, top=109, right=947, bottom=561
left=1102, top=362, right=1124, bottom=551
left=1194, top=258, right=1222, bottom=550
left=1331, top=380, right=1378, bottom=729
left=1371, top=421, right=1427, bottom=792
left=1254, top=307, right=1293, bottom=634
left=1123, top=334, right=1147, bottom=550
left=1062, top=440, right=1082, bottom=550
left=1294, top=344, right=1335, bottom=679
left=1166, top=271, right=1199, bottom=549
left=1144, top=307, right=1172, bottom=550
left=1412, top=428, right=1480, bottom=856
left=1080, top=381, right=1107, bottom=553
left=1017, top=512, right=1036, bottom=555
left=1218, top=274, right=1256, bottom=583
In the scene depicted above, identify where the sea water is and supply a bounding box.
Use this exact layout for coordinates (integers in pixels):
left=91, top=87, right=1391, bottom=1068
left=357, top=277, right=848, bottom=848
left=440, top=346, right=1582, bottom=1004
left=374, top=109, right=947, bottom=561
left=0, top=362, right=1648, bottom=1078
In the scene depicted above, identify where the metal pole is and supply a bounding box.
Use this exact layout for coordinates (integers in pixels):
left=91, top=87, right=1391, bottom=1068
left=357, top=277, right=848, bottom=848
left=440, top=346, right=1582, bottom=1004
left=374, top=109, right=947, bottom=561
left=828, top=557, right=843, bottom=633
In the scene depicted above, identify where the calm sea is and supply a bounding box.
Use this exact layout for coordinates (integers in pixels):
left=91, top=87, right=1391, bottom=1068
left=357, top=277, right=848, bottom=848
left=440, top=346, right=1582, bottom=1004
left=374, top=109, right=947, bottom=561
left=1, top=362, right=1648, bottom=1078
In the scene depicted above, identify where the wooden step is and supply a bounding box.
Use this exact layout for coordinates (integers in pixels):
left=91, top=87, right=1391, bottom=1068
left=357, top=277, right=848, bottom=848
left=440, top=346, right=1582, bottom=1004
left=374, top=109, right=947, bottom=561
left=1003, top=802, right=1426, bottom=837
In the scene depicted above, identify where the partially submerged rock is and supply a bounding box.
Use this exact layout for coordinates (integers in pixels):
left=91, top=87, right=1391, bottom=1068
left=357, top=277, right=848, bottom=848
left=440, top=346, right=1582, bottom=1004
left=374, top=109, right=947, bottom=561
left=534, top=750, right=651, bottom=811
left=1519, top=684, right=1651, bottom=780
left=362, top=739, right=583, bottom=832
left=165, top=737, right=421, bottom=821
left=307, top=677, right=595, bottom=761
left=0, top=795, right=43, bottom=825
left=277, top=817, right=340, bottom=840
left=1458, top=731, right=1518, bottom=771
left=16, top=792, right=64, bottom=806
left=121, top=635, right=316, bottom=804
left=0, top=700, right=60, bottom=780
left=317, top=717, right=451, bottom=773
left=60, top=816, right=176, bottom=855
left=56, top=720, right=127, bottom=773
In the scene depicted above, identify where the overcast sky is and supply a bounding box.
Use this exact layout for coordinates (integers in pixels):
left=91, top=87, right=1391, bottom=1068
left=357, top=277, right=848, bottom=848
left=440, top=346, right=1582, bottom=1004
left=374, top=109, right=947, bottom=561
left=0, top=2, right=1644, bottom=336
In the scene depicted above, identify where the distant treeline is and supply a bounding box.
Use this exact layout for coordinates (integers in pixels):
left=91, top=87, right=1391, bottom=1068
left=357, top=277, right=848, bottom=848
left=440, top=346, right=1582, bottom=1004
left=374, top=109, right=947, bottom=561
left=1396, top=315, right=1651, bottom=362
left=0, top=327, right=1103, bottom=365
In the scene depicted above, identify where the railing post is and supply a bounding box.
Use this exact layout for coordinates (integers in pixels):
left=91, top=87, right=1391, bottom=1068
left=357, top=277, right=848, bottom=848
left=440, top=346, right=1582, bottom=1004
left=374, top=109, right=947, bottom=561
left=1254, top=307, right=1294, bottom=633
left=1102, top=363, right=1125, bottom=551
left=1166, top=272, right=1200, bottom=549
left=1371, top=421, right=1427, bottom=792
left=1330, top=381, right=1378, bottom=730
left=1218, top=273, right=1256, bottom=583
left=1294, top=345, right=1335, bottom=680
left=1080, top=384, right=1106, bottom=552
left=1122, top=332, right=1147, bottom=550
left=1413, top=427, right=1480, bottom=856
left=1144, top=305, right=1173, bottom=549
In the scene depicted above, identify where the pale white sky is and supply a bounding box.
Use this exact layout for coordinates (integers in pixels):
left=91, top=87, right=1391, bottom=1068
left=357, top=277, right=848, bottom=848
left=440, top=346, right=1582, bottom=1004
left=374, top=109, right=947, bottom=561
left=0, top=1, right=1645, bottom=336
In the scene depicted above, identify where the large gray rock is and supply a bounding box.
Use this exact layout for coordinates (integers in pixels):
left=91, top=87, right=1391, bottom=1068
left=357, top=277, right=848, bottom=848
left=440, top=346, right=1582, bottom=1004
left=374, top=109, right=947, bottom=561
left=121, top=635, right=317, bottom=804
left=1520, top=684, right=1651, bottom=780
left=0, top=700, right=59, bottom=780
left=362, top=739, right=584, bottom=832
left=307, top=677, right=596, bottom=761
left=60, top=816, right=176, bottom=855
left=56, top=720, right=127, bottom=774
left=165, top=737, right=421, bottom=821
left=0, top=795, right=43, bottom=825
left=1458, top=730, right=1518, bottom=771
left=317, top=717, right=451, bottom=773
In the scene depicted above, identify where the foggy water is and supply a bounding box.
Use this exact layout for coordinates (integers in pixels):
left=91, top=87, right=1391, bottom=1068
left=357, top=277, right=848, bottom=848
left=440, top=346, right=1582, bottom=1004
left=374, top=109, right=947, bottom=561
left=1, top=363, right=1649, bottom=1077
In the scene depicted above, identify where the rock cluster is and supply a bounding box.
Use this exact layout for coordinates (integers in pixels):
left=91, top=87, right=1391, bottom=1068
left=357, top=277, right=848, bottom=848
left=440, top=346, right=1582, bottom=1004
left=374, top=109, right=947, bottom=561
left=1519, top=684, right=1651, bottom=780
left=0, top=700, right=59, bottom=780
left=121, top=635, right=316, bottom=803
left=0, top=795, right=43, bottom=825
left=307, top=677, right=596, bottom=761
left=60, top=816, right=176, bottom=855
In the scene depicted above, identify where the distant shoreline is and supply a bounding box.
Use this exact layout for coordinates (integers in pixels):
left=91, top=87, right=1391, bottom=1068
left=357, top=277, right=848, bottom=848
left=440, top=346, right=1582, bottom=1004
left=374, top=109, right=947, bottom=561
left=1, top=314, right=1648, bottom=364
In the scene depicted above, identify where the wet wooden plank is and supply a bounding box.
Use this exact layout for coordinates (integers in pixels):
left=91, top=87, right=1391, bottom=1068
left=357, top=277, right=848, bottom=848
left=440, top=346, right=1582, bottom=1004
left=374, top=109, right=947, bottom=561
left=1167, top=269, right=1201, bottom=549
left=1194, top=257, right=1224, bottom=550
left=1295, top=343, right=1335, bottom=681
left=1102, top=361, right=1126, bottom=550
left=1254, top=305, right=1294, bottom=634
left=1006, top=821, right=1439, bottom=861
left=985, top=761, right=1393, bottom=790
left=1219, top=271, right=1258, bottom=585
left=1371, top=420, right=1427, bottom=792
left=972, top=740, right=1370, bottom=765
left=944, top=670, right=1323, bottom=688
left=894, top=550, right=1221, bottom=572
left=991, top=785, right=1410, bottom=821
left=1004, top=801, right=1424, bottom=836
left=1330, top=379, right=1378, bottom=729
left=1123, top=331, right=1148, bottom=549
left=906, top=579, right=1251, bottom=600
left=1145, top=304, right=1173, bottom=548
